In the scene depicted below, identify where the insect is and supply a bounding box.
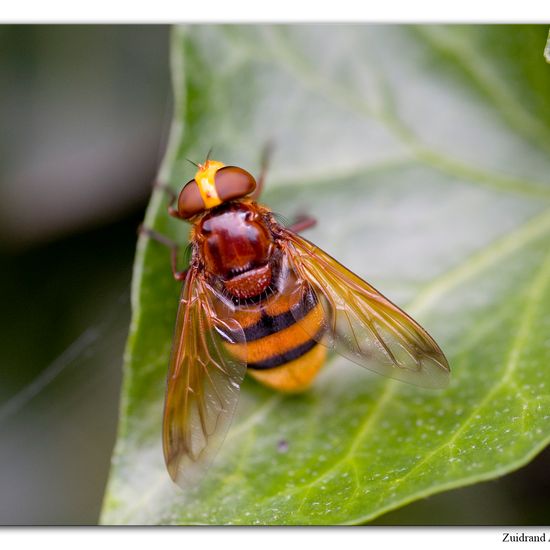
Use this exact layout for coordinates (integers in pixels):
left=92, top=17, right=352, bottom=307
left=143, top=155, right=450, bottom=487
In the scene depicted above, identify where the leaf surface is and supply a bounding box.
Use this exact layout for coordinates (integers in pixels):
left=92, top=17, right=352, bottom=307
left=101, top=25, right=550, bottom=525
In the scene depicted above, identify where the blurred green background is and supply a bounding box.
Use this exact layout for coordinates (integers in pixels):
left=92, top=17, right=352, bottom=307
left=1, top=25, right=549, bottom=525
left=0, top=25, right=170, bottom=524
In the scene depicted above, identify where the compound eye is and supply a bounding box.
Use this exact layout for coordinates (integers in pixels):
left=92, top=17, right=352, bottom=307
left=178, top=179, right=205, bottom=219
left=214, top=166, right=256, bottom=202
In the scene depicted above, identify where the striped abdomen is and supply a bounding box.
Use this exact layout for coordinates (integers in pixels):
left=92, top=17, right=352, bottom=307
left=222, top=282, right=327, bottom=393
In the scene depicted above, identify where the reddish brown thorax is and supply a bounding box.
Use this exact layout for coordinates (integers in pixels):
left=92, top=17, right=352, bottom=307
left=197, top=203, right=275, bottom=299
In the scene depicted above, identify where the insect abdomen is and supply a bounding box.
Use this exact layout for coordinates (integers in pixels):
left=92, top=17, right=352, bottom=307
left=223, top=286, right=327, bottom=392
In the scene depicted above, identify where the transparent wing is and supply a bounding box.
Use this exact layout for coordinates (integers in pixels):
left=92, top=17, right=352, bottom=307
left=163, top=266, right=247, bottom=487
left=280, top=230, right=450, bottom=389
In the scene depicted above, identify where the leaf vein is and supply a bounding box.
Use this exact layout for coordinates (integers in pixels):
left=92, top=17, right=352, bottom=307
left=389, top=249, right=550, bottom=490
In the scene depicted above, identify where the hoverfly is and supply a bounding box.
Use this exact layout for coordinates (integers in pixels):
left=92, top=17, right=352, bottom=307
left=143, top=156, right=450, bottom=487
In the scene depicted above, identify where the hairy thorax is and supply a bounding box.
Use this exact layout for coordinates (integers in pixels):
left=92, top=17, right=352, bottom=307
left=197, top=202, right=276, bottom=299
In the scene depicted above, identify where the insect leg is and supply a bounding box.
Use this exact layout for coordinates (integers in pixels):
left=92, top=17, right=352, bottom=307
left=153, top=181, right=180, bottom=218
left=251, top=142, right=273, bottom=200
left=138, top=225, right=188, bottom=281
left=288, top=215, right=317, bottom=233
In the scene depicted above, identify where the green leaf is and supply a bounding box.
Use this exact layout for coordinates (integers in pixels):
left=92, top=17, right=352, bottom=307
left=101, top=25, right=550, bottom=525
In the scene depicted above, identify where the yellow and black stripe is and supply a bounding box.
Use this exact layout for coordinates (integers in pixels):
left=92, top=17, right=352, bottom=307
left=221, top=282, right=327, bottom=392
